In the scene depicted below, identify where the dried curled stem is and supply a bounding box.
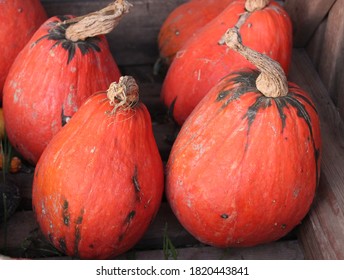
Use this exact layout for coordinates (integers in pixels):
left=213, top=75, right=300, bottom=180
left=245, top=0, right=270, bottom=12
left=61, top=0, right=132, bottom=42
left=222, top=28, right=288, bottom=98
left=107, top=76, right=139, bottom=114
left=218, top=0, right=269, bottom=45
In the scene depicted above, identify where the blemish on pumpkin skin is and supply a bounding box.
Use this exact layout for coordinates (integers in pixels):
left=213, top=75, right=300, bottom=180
left=13, top=88, right=22, bottom=103
left=176, top=50, right=186, bottom=59
left=144, top=197, right=152, bottom=209
left=132, top=166, right=141, bottom=195
left=293, top=188, right=300, bottom=198
left=118, top=233, right=125, bottom=242
left=58, top=237, right=67, bottom=254
left=73, top=209, right=84, bottom=256
left=221, top=214, right=229, bottom=219
left=62, top=199, right=70, bottom=226
left=70, top=67, right=77, bottom=73
left=281, top=224, right=287, bottom=229
left=74, top=226, right=81, bottom=257
left=49, top=49, right=56, bottom=57
left=124, top=210, right=136, bottom=225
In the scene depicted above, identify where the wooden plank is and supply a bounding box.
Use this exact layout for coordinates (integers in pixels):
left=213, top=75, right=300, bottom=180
left=284, top=0, right=337, bottom=47
left=306, top=17, right=327, bottom=69
left=289, top=49, right=344, bottom=259
left=315, top=0, right=344, bottom=108
left=5, top=239, right=303, bottom=260
left=121, top=240, right=304, bottom=260
left=41, top=0, right=187, bottom=66
left=298, top=175, right=344, bottom=259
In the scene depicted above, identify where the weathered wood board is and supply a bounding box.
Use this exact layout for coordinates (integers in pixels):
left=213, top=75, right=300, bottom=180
left=289, top=49, right=344, bottom=260
left=284, top=0, right=337, bottom=47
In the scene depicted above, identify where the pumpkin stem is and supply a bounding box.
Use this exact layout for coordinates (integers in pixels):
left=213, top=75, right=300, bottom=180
left=107, top=76, right=139, bottom=114
left=61, top=0, right=132, bottom=42
left=245, top=0, right=270, bottom=12
left=221, top=28, right=288, bottom=98
left=218, top=0, right=269, bottom=44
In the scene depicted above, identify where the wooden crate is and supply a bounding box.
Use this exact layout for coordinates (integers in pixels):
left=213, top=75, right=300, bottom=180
left=1, top=0, right=344, bottom=260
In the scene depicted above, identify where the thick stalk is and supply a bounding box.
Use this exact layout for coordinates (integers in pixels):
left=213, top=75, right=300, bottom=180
left=107, top=76, right=139, bottom=114
left=61, top=0, right=132, bottom=42
left=245, top=0, right=270, bottom=12
left=218, top=0, right=270, bottom=45
left=222, top=28, right=288, bottom=98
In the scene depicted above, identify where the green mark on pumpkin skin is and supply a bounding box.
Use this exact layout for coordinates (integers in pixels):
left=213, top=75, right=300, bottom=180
left=124, top=210, right=136, bottom=225
left=118, top=210, right=136, bottom=243
left=58, top=237, right=67, bottom=254
left=221, top=214, right=229, bottom=219
left=73, top=208, right=84, bottom=257
left=62, top=200, right=70, bottom=226
left=61, top=106, right=72, bottom=126
left=132, top=166, right=141, bottom=202
left=34, top=15, right=101, bottom=65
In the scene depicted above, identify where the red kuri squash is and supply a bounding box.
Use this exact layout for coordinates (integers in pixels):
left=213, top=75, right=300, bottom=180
left=3, top=0, right=131, bottom=165
left=161, top=0, right=292, bottom=125
left=166, top=28, right=321, bottom=247
left=0, top=0, right=47, bottom=98
left=157, top=0, right=233, bottom=66
left=32, top=76, right=164, bottom=259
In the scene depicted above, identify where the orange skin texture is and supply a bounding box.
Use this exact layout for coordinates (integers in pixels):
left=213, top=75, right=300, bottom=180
left=161, top=0, right=292, bottom=125
left=3, top=16, right=121, bottom=165
left=0, top=0, right=47, bottom=96
left=158, top=0, right=233, bottom=65
left=166, top=71, right=321, bottom=247
left=32, top=93, right=164, bottom=259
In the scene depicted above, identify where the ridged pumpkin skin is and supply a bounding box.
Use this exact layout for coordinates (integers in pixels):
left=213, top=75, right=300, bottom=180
left=0, top=0, right=47, bottom=96
left=158, top=0, right=233, bottom=65
left=161, top=0, right=292, bottom=125
left=166, top=70, right=321, bottom=247
left=32, top=93, right=164, bottom=259
left=3, top=16, right=121, bottom=164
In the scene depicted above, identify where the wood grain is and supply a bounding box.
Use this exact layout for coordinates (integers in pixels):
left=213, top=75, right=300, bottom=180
left=314, top=0, right=344, bottom=116
left=284, top=0, right=337, bottom=47
left=289, top=49, right=344, bottom=259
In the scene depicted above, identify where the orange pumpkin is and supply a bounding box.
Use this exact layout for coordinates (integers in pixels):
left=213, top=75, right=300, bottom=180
left=166, top=29, right=321, bottom=247
left=32, top=76, right=164, bottom=259
left=0, top=0, right=47, bottom=98
left=158, top=0, right=233, bottom=66
left=3, top=1, right=131, bottom=165
left=161, top=0, right=292, bottom=125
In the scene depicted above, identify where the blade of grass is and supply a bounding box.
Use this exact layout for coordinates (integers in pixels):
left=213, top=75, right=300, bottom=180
left=163, top=222, right=178, bottom=260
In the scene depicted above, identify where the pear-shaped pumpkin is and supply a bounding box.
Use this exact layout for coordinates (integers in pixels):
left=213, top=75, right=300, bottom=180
left=166, top=29, right=321, bottom=247
left=3, top=0, right=132, bottom=164
left=32, top=76, right=164, bottom=259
